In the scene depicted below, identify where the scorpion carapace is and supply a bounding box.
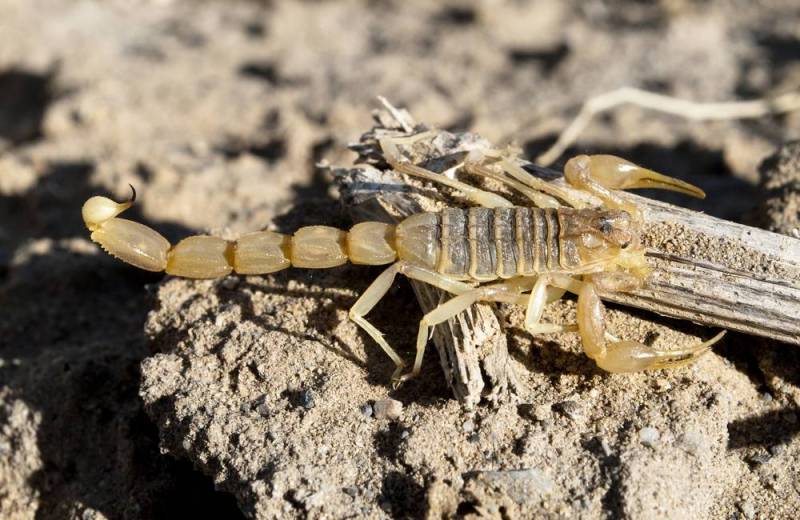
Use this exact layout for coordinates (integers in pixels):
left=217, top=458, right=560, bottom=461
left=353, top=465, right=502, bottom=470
left=82, top=142, right=724, bottom=384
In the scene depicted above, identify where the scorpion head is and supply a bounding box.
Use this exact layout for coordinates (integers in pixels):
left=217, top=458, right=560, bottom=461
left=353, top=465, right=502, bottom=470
left=561, top=209, right=648, bottom=275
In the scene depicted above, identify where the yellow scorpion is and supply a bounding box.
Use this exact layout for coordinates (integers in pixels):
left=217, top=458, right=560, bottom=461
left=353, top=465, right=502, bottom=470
left=82, top=138, right=724, bottom=384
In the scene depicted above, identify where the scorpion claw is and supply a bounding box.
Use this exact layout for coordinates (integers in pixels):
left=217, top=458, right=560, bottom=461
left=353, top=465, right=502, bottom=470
left=577, top=281, right=726, bottom=373
left=581, top=155, right=706, bottom=199
left=595, top=331, right=726, bottom=373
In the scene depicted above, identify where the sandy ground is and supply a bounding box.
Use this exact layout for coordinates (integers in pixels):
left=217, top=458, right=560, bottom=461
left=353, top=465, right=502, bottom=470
left=1, top=0, right=800, bottom=518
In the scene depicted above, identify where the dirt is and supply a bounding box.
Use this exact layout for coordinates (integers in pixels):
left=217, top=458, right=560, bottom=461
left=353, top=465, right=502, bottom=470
left=1, top=0, right=800, bottom=518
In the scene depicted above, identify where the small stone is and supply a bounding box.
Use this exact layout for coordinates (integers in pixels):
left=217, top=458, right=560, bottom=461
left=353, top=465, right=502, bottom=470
left=373, top=398, right=402, bottom=420
left=300, top=389, right=315, bottom=410
left=760, top=392, right=773, bottom=403
left=738, top=499, right=756, bottom=519
left=359, top=403, right=373, bottom=418
left=81, top=509, right=102, bottom=520
left=462, top=419, right=475, bottom=433
left=746, top=452, right=771, bottom=466
left=653, top=378, right=672, bottom=392
left=533, top=404, right=551, bottom=422
left=638, top=427, right=661, bottom=447
left=554, top=400, right=583, bottom=420
left=679, top=430, right=704, bottom=455
left=343, top=486, right=358, bottom=497
left=256, top=401, right=271, bottom=417
left=768, top=444, right=785, bottom=456
left=400, top=430, right=410, bottom=440
left=220, top=276, right=239, bottom=290
left=600, top=438, right=613, bottom=457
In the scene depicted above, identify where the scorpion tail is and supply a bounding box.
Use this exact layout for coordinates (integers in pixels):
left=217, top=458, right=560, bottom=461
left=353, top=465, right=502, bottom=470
left=82, top=188, right=397, bottom=278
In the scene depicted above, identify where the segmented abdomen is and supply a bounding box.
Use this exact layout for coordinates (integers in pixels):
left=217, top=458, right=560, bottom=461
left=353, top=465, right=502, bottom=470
left=437, top=206, right=562, bottom=281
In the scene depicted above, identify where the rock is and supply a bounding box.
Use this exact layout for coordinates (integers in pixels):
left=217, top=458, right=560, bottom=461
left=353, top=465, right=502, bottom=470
left=638, top=427, right=661, bottom=447
left=4, top=2, right=800, bottom=519
left=757, top=141, right=800, bottom=238
left=359, top=403, right=373, bottom=418
left=739, top=500, right=757, bottom=519
left=373, top=399, right=403, bottom=420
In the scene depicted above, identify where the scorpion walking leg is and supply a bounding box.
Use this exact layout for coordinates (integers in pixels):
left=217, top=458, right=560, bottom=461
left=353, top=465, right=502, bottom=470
left=523, top=275, right=580, bottom=334
left=379, top=137, right=514, bottom=208
left=349, top=261, right=474, bottom=381
left=576, top=280, right=726, bottom=372
left=468, top=150, right=589, bottom=208
left=400, top=278, right=534, bottom=383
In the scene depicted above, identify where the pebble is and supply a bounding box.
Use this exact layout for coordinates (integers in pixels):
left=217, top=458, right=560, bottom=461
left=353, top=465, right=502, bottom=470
left=768, top=444, right=784, bottom=456
left=746, top=452, right=771, bottom=466
left=600, top=438, right=613, bottom=457
left=653, top=378, right=672, bottom=392
left=343, top=486, right=358, bottom=497
left=478, top=468, right=555, bottom=501
left=220, top=276, right=239, bottom=290
left=462, top=419, right=475, bottom=433
left=554, top=400, right=583, bottom=420
left=738, top=499, right=756, bottom=519
left=679, top=430, right=704, bottom=455
left=255, top=396, right=271, bottom=417
left=533, top=404, right=551, bottom=422
left=300, top=389, right=315, bottom=410
left=638, top=427, right=661, bottom=447
left=359, top=403, right=373, bottom=418
left=373, top=398, right=402, bottom=420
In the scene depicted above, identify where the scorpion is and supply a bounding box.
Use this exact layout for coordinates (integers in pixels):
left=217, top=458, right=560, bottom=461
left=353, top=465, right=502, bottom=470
left=82, top=137, right=725, bottom=384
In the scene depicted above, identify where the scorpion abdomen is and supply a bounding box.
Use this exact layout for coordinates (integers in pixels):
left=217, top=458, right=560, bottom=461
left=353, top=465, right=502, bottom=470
left=395, top=206, right=568, bottom=283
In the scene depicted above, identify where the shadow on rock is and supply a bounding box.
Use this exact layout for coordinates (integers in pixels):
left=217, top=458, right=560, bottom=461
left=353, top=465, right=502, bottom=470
left=728, top=407, right=800, bottom=450
left=0, top=67, right=54, bottom=147
left=0, top=169, right=245, bottom=518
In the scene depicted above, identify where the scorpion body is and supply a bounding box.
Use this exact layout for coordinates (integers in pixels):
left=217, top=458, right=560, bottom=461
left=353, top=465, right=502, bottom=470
left=82, top=140, right=724, bottom=384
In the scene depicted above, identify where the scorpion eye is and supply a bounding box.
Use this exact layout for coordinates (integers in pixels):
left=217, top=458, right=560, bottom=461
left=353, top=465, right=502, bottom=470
left=599, top=220, right=613, bottom=235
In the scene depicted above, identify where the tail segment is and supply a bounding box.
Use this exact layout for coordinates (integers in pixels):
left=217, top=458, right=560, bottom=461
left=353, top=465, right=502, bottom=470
left=82, top=189, right=397, bottom=278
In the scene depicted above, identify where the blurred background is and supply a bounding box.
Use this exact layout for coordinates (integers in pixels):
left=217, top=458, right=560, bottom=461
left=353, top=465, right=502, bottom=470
left=1, top=0, right=799, bottom=518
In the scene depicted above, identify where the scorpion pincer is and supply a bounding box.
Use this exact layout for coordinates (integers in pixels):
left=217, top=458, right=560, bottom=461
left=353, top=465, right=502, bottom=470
left=81, top=138, right=724, bottom=384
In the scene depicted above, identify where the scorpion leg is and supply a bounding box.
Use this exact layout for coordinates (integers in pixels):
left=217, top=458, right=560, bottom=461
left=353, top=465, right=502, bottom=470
left=379, top=137, right=514, bottom=208
left=564, top=154, right=705, bottom=216
left=467, top=149, right=589, bottom=208
left=523, top=275, right=580, bottom=334
left=349, top=261, right=474, bottom=382
left=460, top=151, right=563, bottom=208
left=576, top=280, right=726, bottom=372
left=400, top=278, right=534, bottom=383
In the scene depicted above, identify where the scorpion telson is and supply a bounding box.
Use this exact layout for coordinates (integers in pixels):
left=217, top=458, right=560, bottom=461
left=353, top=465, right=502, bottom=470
left=82, top=141, right=725, bottom=384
